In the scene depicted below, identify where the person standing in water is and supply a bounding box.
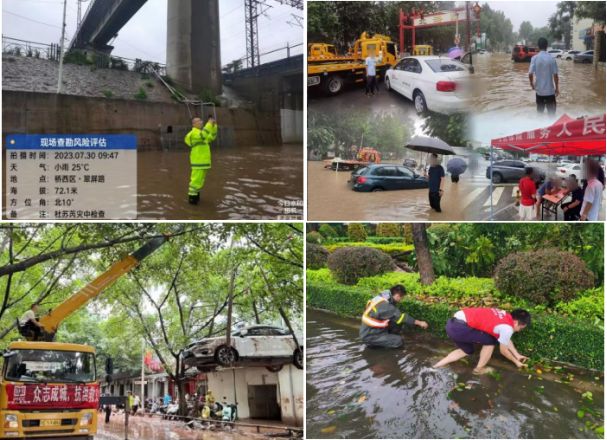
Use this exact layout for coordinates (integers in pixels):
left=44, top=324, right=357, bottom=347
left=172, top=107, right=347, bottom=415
left=184, top=116, right=218, bottom=205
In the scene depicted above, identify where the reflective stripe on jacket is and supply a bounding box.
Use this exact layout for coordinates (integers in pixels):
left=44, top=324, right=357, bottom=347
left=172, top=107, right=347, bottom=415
left=362, top=297, right=390, bottom=328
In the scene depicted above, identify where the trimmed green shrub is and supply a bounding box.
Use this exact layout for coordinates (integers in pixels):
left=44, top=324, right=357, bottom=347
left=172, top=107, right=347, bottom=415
left=495, top=249, right=594, bottom=306
left=323, top=242, right=414, bottom=261
left=347, top=223, right=367, bottom=242
left=306, top=268, right=336, bottom=284
left=401, top=223, right=413, bottom=244
left=134, top=87, right=148, bottom=100
left=306, top=243, right=330, bottom=270
left=367, top=237, right=405, bottom=244
left=327, top=247, right=393, bottom=285
left=306, top=282, right=604, bottom=371
left=306, top=231, right=322, bottom=244
left=377, top=223, right=401, bottom=237
left=555, top=288, right=604, bottom=320
left=318, top=224, right=338, bottom=238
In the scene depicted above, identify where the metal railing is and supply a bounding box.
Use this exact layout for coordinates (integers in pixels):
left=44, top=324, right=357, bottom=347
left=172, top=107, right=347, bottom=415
left=159, top=125, right=235, bottom=151
left=2, top=36, right=60, bottom=61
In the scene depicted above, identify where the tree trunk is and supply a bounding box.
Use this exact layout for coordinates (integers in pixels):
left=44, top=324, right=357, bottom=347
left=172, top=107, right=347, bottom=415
left=411, top=223, right=435, bottom=286
left=177, top=358, right=187, bottom=416
left=225, top=268, right=237, bottom=348
left=252, top=299, right=261, bottom=324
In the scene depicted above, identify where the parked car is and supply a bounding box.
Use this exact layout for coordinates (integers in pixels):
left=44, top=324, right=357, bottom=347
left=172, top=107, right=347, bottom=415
left=511, top=45, right=539, bottom=62
left=556, top=159, right=577, bottom=167
left=556, top=163, right=583, bottom=181
left=563, top=50, right=581, bottom=60
left=486, top=160, right=546, bottom=184
left=522, top=158, right=533, bottom=163
left=403, top=158, right=418, bottom=168
left=384, top=56, right=472, bottom=114
left=547, top=49, right=564, bottom=58
left=349, top=163, right=429, bottom=192
left=182, top=325, right=304, bottom=373
left=574, top=50, right=594, bottom=63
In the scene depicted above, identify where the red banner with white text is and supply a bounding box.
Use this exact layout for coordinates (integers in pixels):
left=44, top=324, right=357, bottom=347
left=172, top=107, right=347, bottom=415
left=6, top=384, right=99, bottom=410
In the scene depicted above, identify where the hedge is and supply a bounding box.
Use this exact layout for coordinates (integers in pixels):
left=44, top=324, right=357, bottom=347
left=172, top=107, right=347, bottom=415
left=306, top=282, right=604, bottom=371
left=324, top=237, right=406, bottom=245
left=323, top=242, right=415, bottom=261
left=347, top=223, right=367, bottom=242
left=306, top=243, right=330, bottom=270
left=327, top=247, right=394, bottom=285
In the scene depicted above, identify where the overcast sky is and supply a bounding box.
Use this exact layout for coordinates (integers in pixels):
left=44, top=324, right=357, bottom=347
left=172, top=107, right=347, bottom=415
left=483, top=1, right=559, bottom=31
left=2, top=0, right=303, bottom=66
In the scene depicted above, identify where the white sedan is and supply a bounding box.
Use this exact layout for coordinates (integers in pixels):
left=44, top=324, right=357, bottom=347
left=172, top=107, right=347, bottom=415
left=548, top=49, right=564, bottom=58
left=385, top=56, right=471, bottom=114
left=556, top=163, right=583, bottom=181
left=563, top=50, right=581, bottom=60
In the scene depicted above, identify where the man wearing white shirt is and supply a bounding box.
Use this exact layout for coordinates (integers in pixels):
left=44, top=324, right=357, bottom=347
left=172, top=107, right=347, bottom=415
left=18, top=304, right=44, bottom=339
left=581, top=160, right=604, bottom=221
left=365, top=48, right=382, bottom=97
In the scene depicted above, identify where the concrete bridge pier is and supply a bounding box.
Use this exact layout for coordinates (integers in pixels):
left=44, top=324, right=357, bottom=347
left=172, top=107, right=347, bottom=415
left=166, top=0, right=222, bottom=95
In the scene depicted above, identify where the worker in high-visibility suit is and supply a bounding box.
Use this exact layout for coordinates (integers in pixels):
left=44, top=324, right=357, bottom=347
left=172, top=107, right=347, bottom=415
left=185, top=116, right=218, bottom=204
left=360, top=284, right=428, bottom=348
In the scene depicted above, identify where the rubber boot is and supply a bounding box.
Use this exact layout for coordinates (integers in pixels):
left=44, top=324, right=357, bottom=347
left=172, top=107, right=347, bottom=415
left=195, top=194, right=200, bottom=203
left=188, top=195, right=198, bottom=205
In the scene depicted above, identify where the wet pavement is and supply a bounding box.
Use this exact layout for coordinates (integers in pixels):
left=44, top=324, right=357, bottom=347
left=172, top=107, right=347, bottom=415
left=306, top=308, right=604, bottom=439
left=472, top=53, right=606, bottom=116
left=3, top=145, right=303, bottom=220
left=96, top=413, right=296, bottom=440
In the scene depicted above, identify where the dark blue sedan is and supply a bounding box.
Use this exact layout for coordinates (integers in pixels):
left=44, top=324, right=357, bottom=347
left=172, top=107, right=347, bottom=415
left=348, top=164, right=429, bottom=192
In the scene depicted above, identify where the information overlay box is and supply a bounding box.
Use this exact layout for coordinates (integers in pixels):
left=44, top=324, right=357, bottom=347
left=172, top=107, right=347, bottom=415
left=5, top=134, right=137, bottom=220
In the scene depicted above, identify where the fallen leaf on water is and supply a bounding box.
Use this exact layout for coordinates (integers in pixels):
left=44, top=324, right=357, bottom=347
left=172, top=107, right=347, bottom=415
left=321, top=426, right=337, bottom=433
left=488, top=400, right=493, bottom=408
left=452, top=373, right=459, bottom=380
left=458, top=383, right=466, bottom=387
left=465, top=428, right=471, bottom=432
left=550, top=335, right=553, bottom=340
left=449, top=402, right=460, bottom=409
left=332, top=388, right=341, bottom=393
left=471, top=398, right=477, bottom=401
left=554, top=407, right=558, bottom=412
left=528, top=375, right=532, bottom=380
left=368, top=417, right=373, bottom=424
left=485, top=424, right=492, bottom=430
left=465, top=385, right=472, bottom=390
left=358, top=396, right=366, bottom=403
left=327, top=410, right=335, bottom=415
left=486, top=394, right=490, bottom=398
left=577, top=410, right=585, bottom=418
left=537, top=408, right=542, bottom=414
left=594, top=377, right=600, bottom=381
left=536, top=370, right=542, bottom=374
left=339, top=414, right=346, bottom=421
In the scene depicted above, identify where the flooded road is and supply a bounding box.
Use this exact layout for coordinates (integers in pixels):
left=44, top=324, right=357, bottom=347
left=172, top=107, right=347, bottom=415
left=307, top=158, right=520, bottom=221
left=306, top=308, right=604, bottom=439
left=97, top=413, right=295, bottom=440
left=472, top=53, right=606, bottom=116
left=136, top=145, right=303, bottom=220
left=3, top=144, right=303, bottom=220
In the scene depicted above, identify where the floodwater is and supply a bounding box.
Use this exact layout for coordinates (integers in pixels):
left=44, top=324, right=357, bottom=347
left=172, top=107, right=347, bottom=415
left=306, top=308, right=604, bottom=439
left=307, top=159, right=505, bottom=221
left=96, top=413, right=296, bottom=440
left=472, top=52, right=606, bottom=115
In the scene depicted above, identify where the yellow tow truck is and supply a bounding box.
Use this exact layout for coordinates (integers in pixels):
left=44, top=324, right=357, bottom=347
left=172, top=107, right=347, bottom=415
left=308, top=32, right=399, bottom=96
left=0, top=234, right=171, bottom=439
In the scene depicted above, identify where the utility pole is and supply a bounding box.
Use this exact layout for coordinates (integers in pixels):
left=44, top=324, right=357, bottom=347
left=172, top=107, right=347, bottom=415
left=57, top=0, right=67, bottom=94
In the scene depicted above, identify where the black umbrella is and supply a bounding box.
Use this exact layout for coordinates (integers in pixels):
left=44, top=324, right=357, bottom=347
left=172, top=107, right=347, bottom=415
left=405, top=136, right=455, bottom=156
left=447, top=157, right=468, bottom=175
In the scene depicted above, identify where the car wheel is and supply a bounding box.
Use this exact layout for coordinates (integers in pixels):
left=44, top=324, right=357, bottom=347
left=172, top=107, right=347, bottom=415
left=492, top=173, right=503, bottom=184
left=556, top=55, right=561, bottom=59
left=293, top=348, right=303, bottom=370
left=413, top=91, right=427, bottom=113
left=266, top=365, right=283, bottom=373
left=371, top=187, right=384, bottom=192
left=385, top=76, right=392, bottom=91
left=323, top=76, right=344, bottom=95
left=215, top=345, right=237, bottom=366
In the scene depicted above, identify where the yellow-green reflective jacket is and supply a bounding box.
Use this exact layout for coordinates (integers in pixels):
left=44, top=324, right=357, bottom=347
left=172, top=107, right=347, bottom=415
left=184, top=122, right=218, bottom=169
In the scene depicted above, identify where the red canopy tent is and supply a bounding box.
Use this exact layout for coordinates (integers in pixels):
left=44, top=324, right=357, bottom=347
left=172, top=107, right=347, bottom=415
left=486, top=113, right=606, bottom=219
left=491, top=113, right=606, bottom=155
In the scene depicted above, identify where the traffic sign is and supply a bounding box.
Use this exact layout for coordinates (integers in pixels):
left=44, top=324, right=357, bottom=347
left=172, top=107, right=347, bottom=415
left=454, top=37, right=461, bottom=45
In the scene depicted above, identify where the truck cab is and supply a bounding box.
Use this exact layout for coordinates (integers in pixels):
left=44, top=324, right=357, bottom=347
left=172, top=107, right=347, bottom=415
left=0, top=342, right=98, bottom=439
left=308, top=44, right=339, bottom=59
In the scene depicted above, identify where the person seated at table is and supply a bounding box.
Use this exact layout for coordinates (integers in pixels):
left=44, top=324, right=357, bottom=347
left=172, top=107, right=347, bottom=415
left=560, top=177, right=584, bottom=221
left=535, top=177, right=561, bottom=220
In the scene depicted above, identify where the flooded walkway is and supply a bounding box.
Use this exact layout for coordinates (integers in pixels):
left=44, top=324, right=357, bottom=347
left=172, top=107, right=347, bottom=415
left=96, top=412, right=297, bottom=440
left=306, top=308, right=604, bottom=439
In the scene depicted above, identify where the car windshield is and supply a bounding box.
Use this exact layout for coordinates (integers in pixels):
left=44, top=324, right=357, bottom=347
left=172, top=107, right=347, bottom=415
left=354, top=167, right=369, bottom=176
left=425, top=59, right=466, bottom=73
left=5, top=349, right=95, bottom=383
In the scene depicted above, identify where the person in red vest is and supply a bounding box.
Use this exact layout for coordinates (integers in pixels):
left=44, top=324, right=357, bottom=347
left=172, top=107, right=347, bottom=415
left=432, top=307, right=531, bottom=374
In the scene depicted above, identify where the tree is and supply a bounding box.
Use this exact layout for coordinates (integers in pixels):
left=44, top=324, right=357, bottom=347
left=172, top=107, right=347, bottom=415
left=518, top=21, right=534, bottom=44
left=411, top=223, right=435, bottom=285
left=420, top=113, right=468, bottom=147
left=575, top=1, right=606, bottom=28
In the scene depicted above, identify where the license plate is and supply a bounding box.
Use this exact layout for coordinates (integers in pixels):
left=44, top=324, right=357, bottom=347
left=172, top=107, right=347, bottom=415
left=41, top=419, right=61, bottom=427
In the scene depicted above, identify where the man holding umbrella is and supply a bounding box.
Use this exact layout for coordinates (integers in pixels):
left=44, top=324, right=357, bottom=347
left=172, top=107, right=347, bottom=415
left=423, top=153, right=445, bottom=212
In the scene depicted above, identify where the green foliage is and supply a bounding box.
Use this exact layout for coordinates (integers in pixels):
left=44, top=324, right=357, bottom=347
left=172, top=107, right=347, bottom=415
left=161, top=75, right=175, bottom=86
left=347, top=223, right=367, bottom=242
left=495, top=249, right=594, bottom=306
left=146, top=81, right=154, bottom=88
left=318, top=224, right=338, bottom=238
left=306, top=282, right=604, bottom=371
left=306, top=231, right=322, bottom=244
left=134, top=87, right=148, bottom=100
left=306, top=243, right=330, bottom=270
left=478, top=3, right=517, bottom=51
left=575, top=1, right=606, bottom=27
left=401, top=223, right=413, bottom=245
left=555, top=288, right=604, bottom=321
left=198, top=89, right=221, bottom=107
left=327, top=247, right=393, bottom=285
left=63, top=49, right=91, bottom=66
left=377, top=223, right=401, bottom=237
left=306, top=268, right=337, bottom=285
left=101, top=90, right=113, bottom=98
left=140, top=73, right=150, bottom=80
left=324, top=242, right=414, bottom=261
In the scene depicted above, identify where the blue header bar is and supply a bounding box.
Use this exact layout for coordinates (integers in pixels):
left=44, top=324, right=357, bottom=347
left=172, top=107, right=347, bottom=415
left=6, top=135, right=138, bottom=150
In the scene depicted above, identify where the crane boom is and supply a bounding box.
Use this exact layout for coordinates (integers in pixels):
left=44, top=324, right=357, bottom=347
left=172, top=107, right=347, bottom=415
left=37, top=234, right=171, bottom=342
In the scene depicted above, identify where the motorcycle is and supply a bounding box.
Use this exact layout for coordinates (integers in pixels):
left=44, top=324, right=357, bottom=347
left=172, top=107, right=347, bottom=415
left=222, top=402, right=237, bottom=423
